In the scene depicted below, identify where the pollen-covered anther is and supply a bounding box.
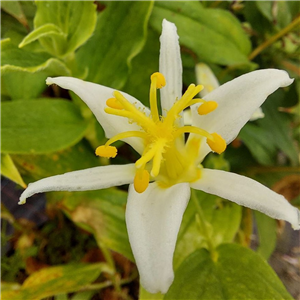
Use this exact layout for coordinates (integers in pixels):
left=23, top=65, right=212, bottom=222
left=206, top=133, right=226, bottom=154
left=95, top=145, right=118, bottom=158
left=197, top=101, right=218, bottom=115
left=151, top=72, right=166, bottom=89
left=134, top=169, right=150, bottom=193
left=106, top=98, right=123, bottom=110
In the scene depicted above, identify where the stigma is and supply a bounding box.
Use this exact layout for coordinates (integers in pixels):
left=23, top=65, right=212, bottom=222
left=95, top=72, right=226, bottom=193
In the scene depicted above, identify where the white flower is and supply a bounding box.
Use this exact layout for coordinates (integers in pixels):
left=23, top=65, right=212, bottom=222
left=19, top=19, right=299, bottom=294
left=195, top=62, right=265, bottom=120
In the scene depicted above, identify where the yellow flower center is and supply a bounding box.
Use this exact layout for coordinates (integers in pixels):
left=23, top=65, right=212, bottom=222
left=95, top=72, right=226, bottom=193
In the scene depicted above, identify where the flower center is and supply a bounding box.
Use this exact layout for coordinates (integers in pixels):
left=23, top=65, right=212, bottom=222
left=95, top=72, right=226, bottom=193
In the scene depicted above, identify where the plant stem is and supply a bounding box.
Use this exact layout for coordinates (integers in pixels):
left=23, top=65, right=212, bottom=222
left=249, top=16, right=300, bottom=60
left=191, top=190, right=218, bottom=261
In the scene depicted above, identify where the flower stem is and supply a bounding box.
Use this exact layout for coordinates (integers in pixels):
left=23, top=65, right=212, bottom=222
left=249, top=16, right=300, bottom=60
left=191, top=190, right=218, bottom=261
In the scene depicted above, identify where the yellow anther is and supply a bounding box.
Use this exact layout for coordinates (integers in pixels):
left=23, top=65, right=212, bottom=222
left=197, top=101, right=218, bottom=115
left=95, top=145, right=117, bottom=158
left=134, top=169, right=150, bottom=193
left=106, top=98, right=123, bottom=110
left=206, top=133, right=226, bottom=154
left=151, top=72, right=166, bottom=89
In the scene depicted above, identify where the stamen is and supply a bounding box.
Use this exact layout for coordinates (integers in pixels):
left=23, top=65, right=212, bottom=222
left=151, top=72, right=166, bottom=89
left=134, top=169, right=150, bottom=193
left=174, top=125, right=213, bottom=140
left=105, top=131, right=148, bottom=146
left=135, top=143, right=161, bottom=169
left=198, top=101, right=218, bottom=115
left=150, top=140, right=166, bottom=177
left=150, top=72, right=165, bottom=122
left=112, top=91, right=156, bottom=133
left=206, top=133, right=226, bottom=154
left=165, top=84, right=203, bottom=126
left=95, top=145, right=117, bottom=158
left=106, top=98, right=123, bottom=110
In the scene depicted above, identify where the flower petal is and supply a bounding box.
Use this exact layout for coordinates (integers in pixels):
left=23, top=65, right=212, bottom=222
left=191, top=168, right=300, bottom=230
left=46, top=77, right=149, bottom=154
left=195, top=63, right=219, bottom=98
left=159, top=19, right=182, bottom=118
left=19, top=164, right=136, bottom=204
left=190, top=69, right=293, bottom=160
left=126, top=182, right=190, bottom=294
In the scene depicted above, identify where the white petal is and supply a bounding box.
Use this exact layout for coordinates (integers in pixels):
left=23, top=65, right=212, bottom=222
left=195, top=64, right=265, bottom=121
left=126, top=182, right=190, bottom=294
left=191, top=169, right=300, bottom=230
left=190, top=69, right=293, bottom=160
left=46, top=77, right=149, bottom=154
left=19, top=164, right=136, bottom=204
left=195, top=63, right=219, bottom=98
left=159, top=19, right=182, bottom=118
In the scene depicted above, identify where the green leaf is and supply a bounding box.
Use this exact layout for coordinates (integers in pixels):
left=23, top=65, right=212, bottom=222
left=29, top=1, right=97, bottom=57
left=254, top=211, right=277, bottom=260
left=174, top=190, right=241, bottom=269
left=240, top=89, right=298, bottom=166
left=165, top=244, right=293, bottom=300
left=1, top=153, right=26, bottom=188
left=140, top=286, right=164, bottom=300
left=2, top=263, right=112, bottom=300
left=1, top=99, right=88, bottom=154
left=243, top=1, right=273, bottom=34
left=150, top=1, right=252, bottom=66
left=257, top=90, right=298, bottom=166
left=122, top=28, right=160, bottom=106
left=19, top=23, right=66, bottom=49
left=11, top=140, right=99, bottom=184
left=57, top=188, right=134, bottom=261
left=239, top=123, right=277, bottom=166
left=1, top=39, right=71, bottom=99
left=76, top=1, right=154, bottom=89
left=1, top=39, right=51, bottom=68
left=1, top=1, right=29, bottom=28
left=255, top=1, right=273, bottom=22
left=275, top=1, right=292, bottom=29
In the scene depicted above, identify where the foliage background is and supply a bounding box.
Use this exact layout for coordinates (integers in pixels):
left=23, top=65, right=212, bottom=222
left=1, top=1, right=300, bottom=300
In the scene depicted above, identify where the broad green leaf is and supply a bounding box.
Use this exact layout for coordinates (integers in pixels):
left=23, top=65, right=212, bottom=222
left=1, top=282, right=21, bottom=292
left=174, top=190, right=241, bottom=269
left=150, top=1, right=252, bottom=66
left=57, top=188, right=134, bottom=261
left=240, top=89, right=298, bottom=166
left=1, top=99, right=88, bottom=154
left=255, top=1, right=273, bottom=22
left=1, top=263, right=112, bottom=300
left=11, top=140, right=99, bottom=184
left=244, top=1, right=273, bottom=34
left=1, top=38, right=51, bottom=68
left=1, top=1, right=28, bottom=28
left=140, top=286, right=164, bottom=300
left=19, top=23, right=66, bottom=49
left=76, top=1, right=154, bottom=89
left=239, top=123, right=277, bottom=166
left=254, top=211, right=277, bottom=260
left=122, top=28, right=160, bottom=106
left=165, top=244, right=293, bottom=300
left=1, top=153, right=26, bottom=188
left=276, top=1, right=292, bottom=29
left=257, top=90, right=298, bottom=166
left=30, top=1, right=97, bottom=57
left=1, top=39, right=71, bottom=99
left=71, top=291, right=95, bottom=300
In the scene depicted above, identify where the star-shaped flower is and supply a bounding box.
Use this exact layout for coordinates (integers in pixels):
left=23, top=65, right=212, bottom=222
left=19, top=19, right=299, bottom=294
